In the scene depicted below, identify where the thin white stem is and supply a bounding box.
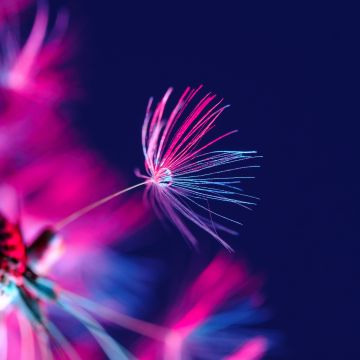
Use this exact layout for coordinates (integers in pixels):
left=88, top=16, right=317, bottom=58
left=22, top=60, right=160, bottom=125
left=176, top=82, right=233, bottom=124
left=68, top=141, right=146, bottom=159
left=54, top=181, right=148, bottom=231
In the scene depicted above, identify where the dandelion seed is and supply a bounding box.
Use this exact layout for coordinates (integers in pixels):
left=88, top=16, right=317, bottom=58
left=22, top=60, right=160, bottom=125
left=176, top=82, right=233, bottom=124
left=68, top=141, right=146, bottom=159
left=137, top=85, right=260, bottom=249
left=54, top=86, right=260, bottom=250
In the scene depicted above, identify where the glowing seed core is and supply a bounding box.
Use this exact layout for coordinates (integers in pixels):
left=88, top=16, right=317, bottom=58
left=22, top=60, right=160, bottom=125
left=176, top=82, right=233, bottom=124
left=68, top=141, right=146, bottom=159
left=153, top=168, right=173, bottom=187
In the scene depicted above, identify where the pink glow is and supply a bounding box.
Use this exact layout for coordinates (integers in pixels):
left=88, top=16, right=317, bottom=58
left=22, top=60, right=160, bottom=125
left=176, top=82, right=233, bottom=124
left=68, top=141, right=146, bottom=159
left=0, top=126, right=150, bottom=358
left=0, top=1, right=76, bottom=103
left=136, top=254, right=267, bottom=360
left=225, top=337, right=268, bottom=360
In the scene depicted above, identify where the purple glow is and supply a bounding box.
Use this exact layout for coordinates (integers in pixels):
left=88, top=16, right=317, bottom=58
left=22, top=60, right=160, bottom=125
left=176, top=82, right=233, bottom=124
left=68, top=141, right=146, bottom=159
left=0, top=1, right=75, bottom=103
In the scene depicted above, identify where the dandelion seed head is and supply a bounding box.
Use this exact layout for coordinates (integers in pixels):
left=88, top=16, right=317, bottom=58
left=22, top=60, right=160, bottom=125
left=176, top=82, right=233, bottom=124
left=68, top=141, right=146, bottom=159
left=140, top=85, right=260, bottom=248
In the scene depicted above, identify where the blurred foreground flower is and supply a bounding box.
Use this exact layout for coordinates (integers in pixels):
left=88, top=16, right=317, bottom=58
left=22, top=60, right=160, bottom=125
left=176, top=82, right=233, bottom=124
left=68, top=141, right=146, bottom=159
left=0, top=0, right=79, bottom=179
left=0, top=81, right=153, bottom=359
left=0, top=69, right=153, bottom=358
left=136, top=254, right=274, bottom=360
left=0, top=188, right=120, bottom=359
left=0, top=0, right=76, bottom=103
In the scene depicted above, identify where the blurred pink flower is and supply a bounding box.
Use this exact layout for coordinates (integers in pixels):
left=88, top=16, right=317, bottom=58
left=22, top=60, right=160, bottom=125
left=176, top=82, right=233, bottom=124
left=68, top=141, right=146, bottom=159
left=0, top=1, right=77, bottom=103
left=136, top=254, right=273, bottom=360
left=0, top=106, right=154, bottom=359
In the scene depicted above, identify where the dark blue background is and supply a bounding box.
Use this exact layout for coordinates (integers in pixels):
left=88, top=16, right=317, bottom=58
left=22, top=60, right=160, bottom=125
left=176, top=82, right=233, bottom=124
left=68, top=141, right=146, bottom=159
left=60, top=2, right=355, bottom=359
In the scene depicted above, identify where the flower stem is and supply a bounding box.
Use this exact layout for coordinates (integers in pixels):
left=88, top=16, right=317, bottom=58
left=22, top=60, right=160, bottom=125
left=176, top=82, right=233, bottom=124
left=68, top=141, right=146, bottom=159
left=54, top=181, right=148, bottom=231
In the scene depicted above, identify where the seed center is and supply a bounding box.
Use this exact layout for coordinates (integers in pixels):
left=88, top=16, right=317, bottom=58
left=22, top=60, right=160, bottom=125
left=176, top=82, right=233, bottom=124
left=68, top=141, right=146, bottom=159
left=154, top=167, right=173, bottom=187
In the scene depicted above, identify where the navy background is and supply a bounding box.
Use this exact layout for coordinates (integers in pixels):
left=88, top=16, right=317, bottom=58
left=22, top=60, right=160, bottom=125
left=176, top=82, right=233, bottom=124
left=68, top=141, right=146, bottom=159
left=52, top=2, right=354, bottom=359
